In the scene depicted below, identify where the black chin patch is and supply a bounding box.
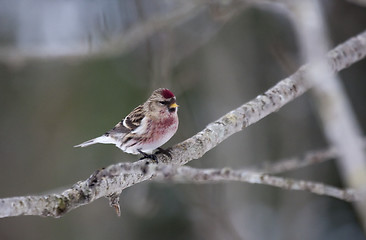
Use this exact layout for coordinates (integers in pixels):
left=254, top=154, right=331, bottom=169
left=169, top=108, right=176, bottom=113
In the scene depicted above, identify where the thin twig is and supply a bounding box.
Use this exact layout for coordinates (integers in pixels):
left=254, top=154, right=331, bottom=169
left=241, top=138, right=366, bottom=174
left=252, top=147, right=337, bottom=174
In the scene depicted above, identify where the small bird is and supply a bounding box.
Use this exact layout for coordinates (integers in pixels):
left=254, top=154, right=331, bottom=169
left=74, top=88, right=179, bottom=160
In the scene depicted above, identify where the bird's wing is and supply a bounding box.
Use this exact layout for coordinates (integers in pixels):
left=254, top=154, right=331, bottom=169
left=123, top=105, right=145, bottom=130
left=106, top=104, right=144, bottom=135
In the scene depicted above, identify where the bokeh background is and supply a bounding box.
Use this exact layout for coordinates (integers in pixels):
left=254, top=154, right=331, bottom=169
left=0, top=1, right=366, bottom=239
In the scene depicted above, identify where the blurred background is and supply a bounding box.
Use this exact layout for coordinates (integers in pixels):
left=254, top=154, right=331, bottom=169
left=0, top=0, right=366, bottom=239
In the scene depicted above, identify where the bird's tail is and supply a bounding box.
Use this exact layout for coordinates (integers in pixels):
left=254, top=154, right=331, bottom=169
left=74, top=135, right=116, bottom=148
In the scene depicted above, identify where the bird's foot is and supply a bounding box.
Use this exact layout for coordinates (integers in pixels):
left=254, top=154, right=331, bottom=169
left=138, top=149, right=158, bottom=163
left=155, top=147, right=172, bottom=159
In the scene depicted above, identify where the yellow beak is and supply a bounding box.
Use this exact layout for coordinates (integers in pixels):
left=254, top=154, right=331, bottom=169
left=169, top=103, right=179, bottom=108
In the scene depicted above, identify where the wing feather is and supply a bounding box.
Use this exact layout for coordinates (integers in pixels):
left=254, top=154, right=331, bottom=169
left=107, top=104, right=145, bottom=135
left=123, top=105, right=144, bottom=130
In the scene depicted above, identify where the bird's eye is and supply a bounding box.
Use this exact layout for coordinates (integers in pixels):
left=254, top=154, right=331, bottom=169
left=159, top=101, right=167, bottom=105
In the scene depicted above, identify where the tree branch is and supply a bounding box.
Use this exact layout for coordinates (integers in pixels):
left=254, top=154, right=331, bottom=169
left=1, top=29, right=366, bottom=218
left=154, top=166, right=360, bottom=202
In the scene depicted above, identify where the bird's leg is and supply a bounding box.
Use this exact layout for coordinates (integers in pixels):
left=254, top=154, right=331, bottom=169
left=155, top=147, right=172, bottom=159
left=138, top=149, right=158, bottom=162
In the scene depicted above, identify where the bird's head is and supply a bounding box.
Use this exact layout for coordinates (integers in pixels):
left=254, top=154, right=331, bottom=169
left=147, top=88, right=179, bottom=116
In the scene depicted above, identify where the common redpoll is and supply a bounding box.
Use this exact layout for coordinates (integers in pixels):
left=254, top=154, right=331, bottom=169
left=74, top=88, right=179, bottom=160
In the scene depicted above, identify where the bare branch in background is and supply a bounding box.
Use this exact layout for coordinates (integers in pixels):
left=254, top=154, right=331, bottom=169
left=287, top=0, right=366, bottom=230
left=0, top=0, right=249, bottom=66
left=0, top=30, right=366, bottom=218
left=347, top=0, right=366, bottom=7
left=253, top=146, right=337, bottom=174
left=0, top=1, right=206, bottom=65
left=238, top=138, right=366, bottom=174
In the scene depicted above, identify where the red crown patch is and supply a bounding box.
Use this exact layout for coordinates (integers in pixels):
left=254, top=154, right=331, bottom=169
left=161, top=89, right=175, bottom=99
